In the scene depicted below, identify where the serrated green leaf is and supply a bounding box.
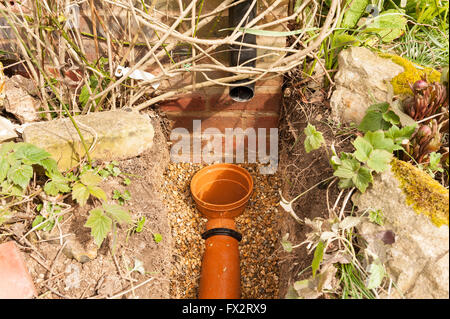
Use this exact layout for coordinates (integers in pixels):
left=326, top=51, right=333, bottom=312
left=40, top=158, right=60, bottom=176
left=0, top=158, right=9, bottom=183
left=14, top=143, right=51, bottom=165
left=312, top=240, right=324, bottom=278
left=428, top=152, right=444, bottom=172
left=153, top=233, right=163, bottom=243
left=334, top=158, right=360, bottom=179
left=382, top=110, right=400, bottom=125
left=353, top=137, right=373, bottom=162
left=87, top=185, right=107, bottom=201
left=281, top=233, right=293, bottom=253
left=80, top=170, right=102, bottom=186
left=364, top=9, right=407, bottom=43
left=352, top=166, right=373, bottom=193
left=364, top=131, right=396, bottom=152
left=7, top=164, right=33, bottom=189
left=103, top=203, right=132, bottom=224
left=366, top=262, right=386, bottom=289
left=44, top=179, right=71, bottom=196
left=85, top=208, right=112, bottom=247
left=72, top=182, right=90, bottom=206
left=367, top=102, right=390, bottom=113
left=385, top=124, right=417, bottom=144
left=341, top=0, right=369, bottom=28
left=367, top=149, right=392, bottom=173
left=0, top=142, right=17, bottom=156
left=304, top=124, right=325, bottom=153
left=358, top=110, right=391, bottom=133
left=135, top=216, right=146, bottom=232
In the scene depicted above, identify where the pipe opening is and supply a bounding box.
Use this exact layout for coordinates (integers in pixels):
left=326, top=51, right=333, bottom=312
left=230, top=86, right=254, bottom=102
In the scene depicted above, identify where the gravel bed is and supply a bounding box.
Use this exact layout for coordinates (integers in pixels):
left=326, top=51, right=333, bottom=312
left=162, top=162, right=282, bottom=299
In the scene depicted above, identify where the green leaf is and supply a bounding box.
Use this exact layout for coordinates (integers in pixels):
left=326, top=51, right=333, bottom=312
left=72, top=182, right=90, bottom=206
left=135, top=217, right=146, bottom=233
left=369, top=209, right=384, bottom=226
left=382, top=110, right=400, bottom=125
left=40, top=158, right=60, bottom=176
left=153, top=233, right=163, bottom=243
left=304, top=124, right=325, bottom=153
left=7, top=164, right=33, bottom=189
left=428, top=152, right=444, bottom=172
left=87, top=186, right=107, bottom=201
left=352, top=166, right=373, bottom=193
left=44, top=179, right=71, bottom=196
left=103, top=203, right=132, bottom=224
left=80, top=170, right=102, bottom=186
left=0, top=158, right=9, bottom=183
left=14, top=143, right=51, bottom=165
left=364, top=9, right=407, bottom=43
left=367, top=149, right=392, bottom=173
left=334, top=157, right=360, bottom=179
left=312, top=240, right=324, bottom=278
left=281, top=233, right=293, bottom=253
left=341, top=0, right=369, bottom=28
left=367, top=102, right=390, bottom=113
left=85, top=208, right=112, bottom=247
left=385, top=124, right=417, bottom=144
left=358, top=110, right=391, bottom=133
left=353, top=137, right=373, bottom=162
left=366, top=261, right=386, bottom=289
left=364, top=131, right=396, bottom=152
left=123, top=177, right=131, bottom=186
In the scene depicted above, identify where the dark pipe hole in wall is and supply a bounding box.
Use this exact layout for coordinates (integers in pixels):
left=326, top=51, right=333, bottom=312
left=228, top=0, right=257, bottom=103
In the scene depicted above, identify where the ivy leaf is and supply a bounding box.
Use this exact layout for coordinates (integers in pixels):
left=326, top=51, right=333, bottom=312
left=312, top=240, right=324, bottom=278
left=72, top=182, right=91, bottom=206
left=367, top=149, right=393, bottom=173
left=304, top=124, right=325, bottom=153
left=85, top=208, right=112, bottom=247
left=366, top=261, right=386, bottom=289
left=103, top=203, right=132, bottom=224
left=7, top=164, right=33, bottom=189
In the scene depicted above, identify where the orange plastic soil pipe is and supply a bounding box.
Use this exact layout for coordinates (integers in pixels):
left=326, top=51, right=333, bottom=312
left=190, top=163, right=253, bottom=299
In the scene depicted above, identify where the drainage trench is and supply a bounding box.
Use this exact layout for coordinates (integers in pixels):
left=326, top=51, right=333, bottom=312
left=163, top=162, right=282, bottom=298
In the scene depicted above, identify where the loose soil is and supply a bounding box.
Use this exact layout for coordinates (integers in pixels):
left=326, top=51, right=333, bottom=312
left=276, top=72, right=354, bottom=298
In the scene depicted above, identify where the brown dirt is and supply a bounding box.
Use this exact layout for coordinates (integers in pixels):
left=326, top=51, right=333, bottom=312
left=19, top=114, right=173, bottom=299
left=276, top=73, right=354, bottom=298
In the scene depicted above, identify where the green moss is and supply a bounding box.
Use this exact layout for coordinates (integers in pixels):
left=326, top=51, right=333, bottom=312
left=378, top=53, right=441, bottom=95
left=391, top=158, right=449, bottom=227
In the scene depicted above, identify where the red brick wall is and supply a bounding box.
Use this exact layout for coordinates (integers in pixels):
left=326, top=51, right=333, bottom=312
left=0, top=0, right=287, bottom=158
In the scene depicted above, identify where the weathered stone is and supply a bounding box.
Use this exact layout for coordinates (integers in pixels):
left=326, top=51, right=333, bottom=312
left=353, top=159, right=449, bottom=299
left=0, top=116, right=18, bottom=142
left=330, top=47, right=404, bottom=124
left=62, top=236, right=99, bottom=264
left=4, top=75, right=41, bottom=123
left=23, top=110, right=155, bottom=171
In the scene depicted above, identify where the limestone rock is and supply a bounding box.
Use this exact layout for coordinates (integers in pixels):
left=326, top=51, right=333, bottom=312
left=62, top=236, right=98, bottom=264
left=330, top=47, right=404, bottom=124
left=0, top=116, right=18, bottom=142
left=353, top=159, right=449, bottom=299
left=4, top=75, right=41, bottom=123
left=23, top=110, right=155, bottom=171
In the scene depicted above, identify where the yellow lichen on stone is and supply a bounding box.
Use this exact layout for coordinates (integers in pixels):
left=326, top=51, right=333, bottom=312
left=378, top=53, right=441, bottom=95
left=390, top=158, right=449, bottom=227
